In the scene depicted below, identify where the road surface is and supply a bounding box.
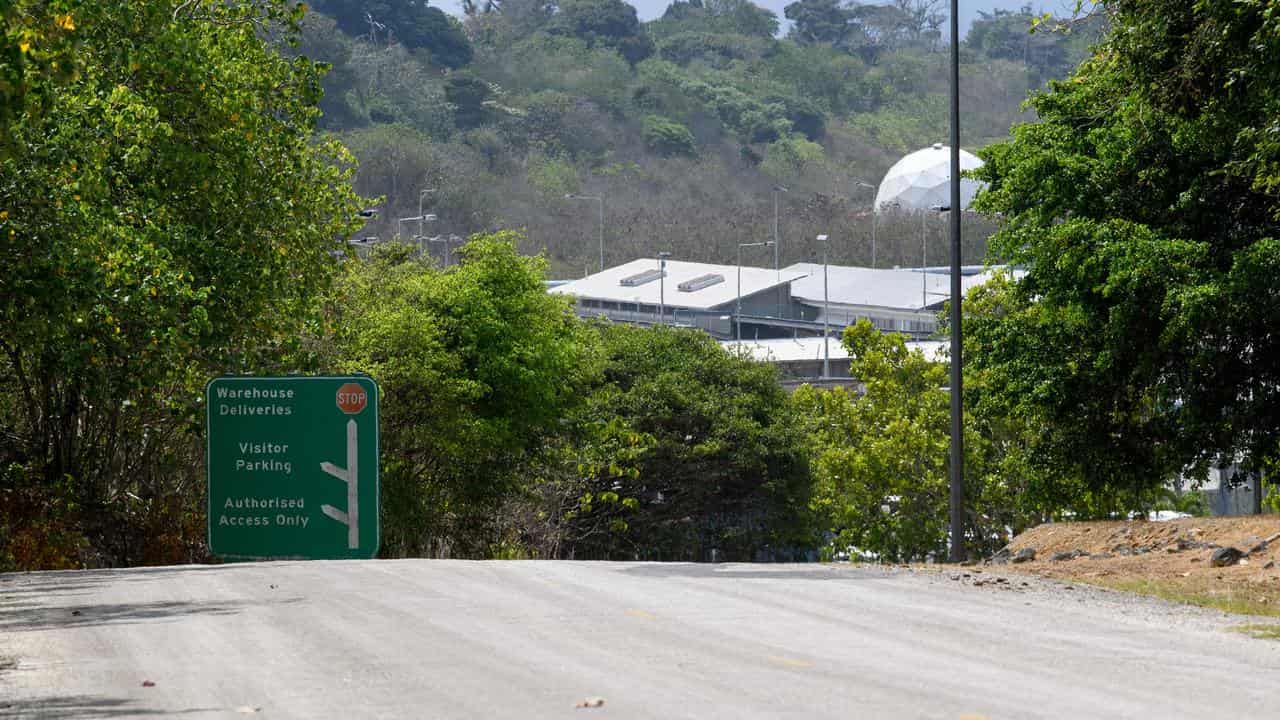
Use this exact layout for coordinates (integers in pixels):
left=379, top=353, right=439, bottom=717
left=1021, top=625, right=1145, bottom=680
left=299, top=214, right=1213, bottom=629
left=2, top=561, right=1277, bottom=718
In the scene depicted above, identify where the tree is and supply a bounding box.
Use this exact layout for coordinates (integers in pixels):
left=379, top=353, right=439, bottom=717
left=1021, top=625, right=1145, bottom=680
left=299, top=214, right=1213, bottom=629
left=784, top=0, right=851, bottom=46
left=965, top=6, right=1072, bottom=84
left=542, top=326, right=815, bottom=561
left=444, top=73, right=493, bottom=129
left=641, top=114, right=697, bottom=157
left=968, top=1, right=1280, bottom=504
left=549, top=0, right=654, bottom=65
left=310, top=0, right=473, bottom=67
left=0, top=0, right=84, bottom=152
left=794, top=322, right=951, bottom=561
left=0, top=1, right=363, bottom=567
left=660, top=0, right=778, bottom=39
left=328, top=233, right=601, bottom=557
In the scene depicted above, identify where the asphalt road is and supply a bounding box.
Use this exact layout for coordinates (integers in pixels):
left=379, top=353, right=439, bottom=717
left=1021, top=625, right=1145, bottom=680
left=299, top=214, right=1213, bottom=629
left=2, top=561, right=1278, bottom=719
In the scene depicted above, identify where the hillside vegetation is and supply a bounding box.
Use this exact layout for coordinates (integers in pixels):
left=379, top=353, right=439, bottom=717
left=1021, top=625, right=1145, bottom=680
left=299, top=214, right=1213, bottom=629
left=302, top=0, right=1102, bottom=274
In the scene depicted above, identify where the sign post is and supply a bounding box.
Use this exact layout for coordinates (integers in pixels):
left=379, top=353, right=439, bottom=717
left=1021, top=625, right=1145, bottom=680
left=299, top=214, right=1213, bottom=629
left=206, top=376, right=380, bottom=560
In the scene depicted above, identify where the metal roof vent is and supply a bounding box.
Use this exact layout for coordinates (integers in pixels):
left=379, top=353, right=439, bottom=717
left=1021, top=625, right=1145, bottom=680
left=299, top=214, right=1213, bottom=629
left=678, top=273, right=725, bottom=292
left=620, top=269, right=665, bottom=287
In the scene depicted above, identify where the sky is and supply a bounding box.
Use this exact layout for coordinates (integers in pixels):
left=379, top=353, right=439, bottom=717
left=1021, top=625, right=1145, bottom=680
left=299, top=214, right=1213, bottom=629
left=434, top=0, right=1086, bottom=41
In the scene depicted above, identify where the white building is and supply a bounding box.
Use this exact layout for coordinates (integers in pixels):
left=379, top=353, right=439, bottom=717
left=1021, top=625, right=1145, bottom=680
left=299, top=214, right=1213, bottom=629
left=782, top=263, right=1010, bottom=338
left=549, top=258, right=808, bottom=339
left=722, top=337, right=947, bottom=380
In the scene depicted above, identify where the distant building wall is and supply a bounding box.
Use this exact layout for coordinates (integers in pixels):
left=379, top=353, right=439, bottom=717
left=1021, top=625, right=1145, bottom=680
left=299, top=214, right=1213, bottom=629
left=1206, top=474, right=1267, bottom=516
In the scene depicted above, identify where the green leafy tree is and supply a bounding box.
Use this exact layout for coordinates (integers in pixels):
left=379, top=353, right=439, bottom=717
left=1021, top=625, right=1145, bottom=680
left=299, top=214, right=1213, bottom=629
left=0, top=0, right=363, bottom=567
left=760, top=134, right=825, bottom=181
left=310, top=0, right=473, bottom=67
left=549, top=0, right=654, bottom=65
left=968, top=0, right=1280, bottom=504
left=329, top=233, right=601, bottom=556
left=548, top=326, right=815, bottom=561
left=794, top=322, right=950, bottom=561
left=784, top=0, right=850, bottom=46
left=0, top=0, right=83, bottom=151
left=658, top=0, right=778, bottom=39
left=641, top=114, right=697, bottom=157
left=444, top=72, right=492, bottom=129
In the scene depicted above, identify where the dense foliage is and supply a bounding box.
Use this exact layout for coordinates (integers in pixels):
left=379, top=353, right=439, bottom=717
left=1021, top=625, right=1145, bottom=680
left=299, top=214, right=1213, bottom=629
left=534, top=326, right=814, bottom=560
left=327, top=234, right=600, bottom=557
left=968, top=0, right=1280, bottom=504
left=0, top=1, right=363, bottom=568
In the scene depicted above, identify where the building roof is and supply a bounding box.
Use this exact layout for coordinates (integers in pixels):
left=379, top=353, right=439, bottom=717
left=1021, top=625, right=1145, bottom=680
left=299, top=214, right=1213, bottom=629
left=722, top=337, right=947, bottom=364
left=550, top=258, right=808, bottom=311
left=782, top=264, right=1014, bottom=312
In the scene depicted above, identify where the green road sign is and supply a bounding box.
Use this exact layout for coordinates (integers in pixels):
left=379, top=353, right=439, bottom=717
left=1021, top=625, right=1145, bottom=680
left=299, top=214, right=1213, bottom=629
left=206, top=376, right=380, bottom=560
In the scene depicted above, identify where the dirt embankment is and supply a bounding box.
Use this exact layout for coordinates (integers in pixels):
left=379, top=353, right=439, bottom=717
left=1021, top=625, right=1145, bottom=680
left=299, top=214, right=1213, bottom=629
left=992, top=517, right=1280, bottom=612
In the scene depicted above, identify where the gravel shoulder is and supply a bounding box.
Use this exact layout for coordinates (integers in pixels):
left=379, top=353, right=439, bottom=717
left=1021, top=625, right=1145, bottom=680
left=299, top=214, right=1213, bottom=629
left=985, top=517, right=1280, bottom=618
left=3, top=560, right=1279, bottom=719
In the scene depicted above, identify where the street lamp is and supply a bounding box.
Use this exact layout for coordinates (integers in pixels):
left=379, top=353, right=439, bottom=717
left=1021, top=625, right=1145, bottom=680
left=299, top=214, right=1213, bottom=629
left=923, top=204, right=949, bottom=308
left=418, top=188, right=436, bottom=237
left=948, top=0, right=965, bottom=563
left=772, top=185, right=788, bottom=317
left=817, top=234, right=830, bottom=378
left=853, top=179, right=876, bottom=267
left=399, top=214, right=438, bottom=255
left=736, top=240, right=774, bottom=341
left=657, top=251, right=672, bottom=326
left=566, top=193, right=604, bottom=272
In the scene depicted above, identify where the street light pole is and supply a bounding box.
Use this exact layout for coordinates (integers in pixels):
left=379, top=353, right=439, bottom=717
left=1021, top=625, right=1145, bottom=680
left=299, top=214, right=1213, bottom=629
left=773, top=185, right=788, bottom=318
left=854, top=180, right=876, bottom=267
left=948, top=0, right=966, bottom=563
left=817, top=234, right=830, bottom=378
left=736, top=241, right=773, bottom=341
left=657, top=251, right=671, bottom=326
left=418, top=188, right=436, bottom=238
left=566, top=194, right=605, bottom=272
left=921, top=209, right=928, bottom=307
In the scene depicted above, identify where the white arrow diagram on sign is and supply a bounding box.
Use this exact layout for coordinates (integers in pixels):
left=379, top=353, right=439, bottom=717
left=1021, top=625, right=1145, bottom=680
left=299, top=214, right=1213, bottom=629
left=320, top=419, right=359, bottom=549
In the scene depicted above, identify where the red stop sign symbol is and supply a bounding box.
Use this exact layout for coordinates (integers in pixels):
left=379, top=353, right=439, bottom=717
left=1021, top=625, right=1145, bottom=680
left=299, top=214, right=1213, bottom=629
left=336, top=383, right=368, bottom=415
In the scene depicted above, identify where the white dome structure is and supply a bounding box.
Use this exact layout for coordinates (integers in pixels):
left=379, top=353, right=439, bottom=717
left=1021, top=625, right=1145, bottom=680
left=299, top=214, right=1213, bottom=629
left=874, top=143, right=984, bottom=212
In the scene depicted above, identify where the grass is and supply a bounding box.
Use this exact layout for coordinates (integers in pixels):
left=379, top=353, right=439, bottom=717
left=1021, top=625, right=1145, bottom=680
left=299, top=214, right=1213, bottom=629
left=1232, top=623, right=1280, bottom=640
left=1084, top=577, right=1280, bottom=618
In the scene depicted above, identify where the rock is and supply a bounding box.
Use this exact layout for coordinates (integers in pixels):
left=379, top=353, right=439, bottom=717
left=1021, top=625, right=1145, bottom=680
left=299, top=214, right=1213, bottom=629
left=1264, top=560, right=1276, bottom=570
left=1114, top=544, right=1135, bottom=556
left=987, top=548, right=1011, bottom=566
left=1011, top=548, right=1036, bottom=564
left=1246, top=540, right=1269, bottom=556
left=1210, top=547, right=1243, bottom=568
left=1091, top=553, right=1114, bottom=560
left=1050, top=550, right=1085, bottom=562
